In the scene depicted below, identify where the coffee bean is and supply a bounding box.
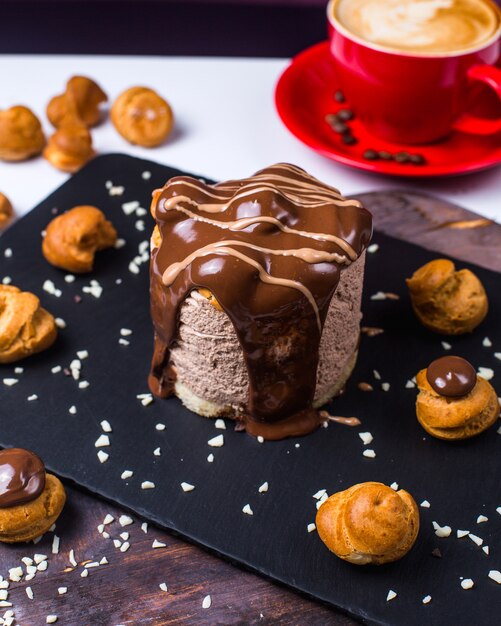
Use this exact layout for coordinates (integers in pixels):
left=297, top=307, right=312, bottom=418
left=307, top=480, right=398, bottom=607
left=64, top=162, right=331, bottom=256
left=378, top=151, right=393, bottom=161
left=337, top=108, right=354, bottom=121
left=325, top=113, right=338, bottom=124
left=363, top=149, right=379, bottom=160
left=334, top=90, right=345, bottom=103
left=395, top=151, right=411, bottom=163
left=342, top=132, right=358, bottom=145
left=410, top=153, right=426, bottom=165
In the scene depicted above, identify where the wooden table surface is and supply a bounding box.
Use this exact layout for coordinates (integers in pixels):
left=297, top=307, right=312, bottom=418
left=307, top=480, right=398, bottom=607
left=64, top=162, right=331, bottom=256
left=1, top=190, right=500, bottom=625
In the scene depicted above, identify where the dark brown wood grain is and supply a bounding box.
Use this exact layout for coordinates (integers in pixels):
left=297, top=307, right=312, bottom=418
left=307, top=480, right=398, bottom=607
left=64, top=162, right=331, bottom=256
left=1, top=191, right=500, bottom=626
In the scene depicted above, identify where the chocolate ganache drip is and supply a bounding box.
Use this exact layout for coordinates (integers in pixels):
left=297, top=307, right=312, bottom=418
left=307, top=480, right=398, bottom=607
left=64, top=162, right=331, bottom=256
left=148, top=163, right=372, bottom=437
left=0, top=448, right=45, bottom=508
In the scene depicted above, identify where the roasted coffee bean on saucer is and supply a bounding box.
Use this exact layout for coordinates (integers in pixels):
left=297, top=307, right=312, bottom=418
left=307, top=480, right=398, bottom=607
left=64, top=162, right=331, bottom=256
left=363, top=149, right=379, bottom=160
left=337, top=108, right=354, bottom=121
left=410, top=154, right=426, bottom=165
left=334, top=90, right=346, bottom=103
left=378, top=151, right=393, bottom=161
left=395, top=151, right=411, bottom=163
left=342, top=132, right=358, bottom=145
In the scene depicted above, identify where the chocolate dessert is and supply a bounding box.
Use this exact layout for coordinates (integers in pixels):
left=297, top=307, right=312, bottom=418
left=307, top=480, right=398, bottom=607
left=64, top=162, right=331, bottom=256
left=148, top=163, right=372, bottom=439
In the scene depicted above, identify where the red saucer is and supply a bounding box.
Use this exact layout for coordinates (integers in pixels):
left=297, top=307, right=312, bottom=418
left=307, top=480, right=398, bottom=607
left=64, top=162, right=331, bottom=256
left=275, top=42, right=501, bottom=178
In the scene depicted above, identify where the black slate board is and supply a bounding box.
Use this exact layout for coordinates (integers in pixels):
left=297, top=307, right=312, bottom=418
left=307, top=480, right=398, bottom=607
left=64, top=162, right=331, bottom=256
left=1, top=154, right=500, bottom=626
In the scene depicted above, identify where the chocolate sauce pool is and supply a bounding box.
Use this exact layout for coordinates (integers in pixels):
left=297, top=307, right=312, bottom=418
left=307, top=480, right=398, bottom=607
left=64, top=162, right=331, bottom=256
left=426, top=355, right=477, bottom=397
left=0, top=448, right=45, bottom=508
left=148, top=164, right=372, bottom=438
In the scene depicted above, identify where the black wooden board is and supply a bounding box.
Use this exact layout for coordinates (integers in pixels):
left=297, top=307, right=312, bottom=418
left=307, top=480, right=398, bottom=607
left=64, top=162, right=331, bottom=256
left=1, top=154, right=500, bottom=626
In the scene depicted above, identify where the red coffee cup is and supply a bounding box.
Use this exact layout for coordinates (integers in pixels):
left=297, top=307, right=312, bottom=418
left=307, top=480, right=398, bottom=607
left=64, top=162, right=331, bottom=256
left=327, top=0, right=501, bottom=144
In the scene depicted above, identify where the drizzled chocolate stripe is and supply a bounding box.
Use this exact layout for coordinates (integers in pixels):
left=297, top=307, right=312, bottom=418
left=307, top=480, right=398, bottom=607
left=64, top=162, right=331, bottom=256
left=149, top=163, right=372, bottom=438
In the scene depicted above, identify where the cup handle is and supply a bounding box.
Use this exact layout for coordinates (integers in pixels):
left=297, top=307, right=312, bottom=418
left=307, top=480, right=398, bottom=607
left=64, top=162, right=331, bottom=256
left=453, top=65, right=501, bottom=135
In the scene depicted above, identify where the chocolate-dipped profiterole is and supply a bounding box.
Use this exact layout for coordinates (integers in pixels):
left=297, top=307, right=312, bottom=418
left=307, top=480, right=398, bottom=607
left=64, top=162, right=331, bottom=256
left=149, top=163, right=372, bottom=439
left=416, top=357, right=500, bottom=440
left=0, top=448, right=66, bottom=543
left=0, top=448, right=45, bottom=508
left=426, top=356, right=477, bottom=397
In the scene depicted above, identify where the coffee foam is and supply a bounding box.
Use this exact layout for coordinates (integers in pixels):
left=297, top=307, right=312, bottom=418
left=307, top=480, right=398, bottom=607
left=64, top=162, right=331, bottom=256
left=335, top=0, right=500, bottom=54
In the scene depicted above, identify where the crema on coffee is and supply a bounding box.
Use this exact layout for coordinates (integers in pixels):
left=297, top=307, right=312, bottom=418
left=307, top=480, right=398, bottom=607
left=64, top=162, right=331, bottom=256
left=334, top=0, right=500, bottom=54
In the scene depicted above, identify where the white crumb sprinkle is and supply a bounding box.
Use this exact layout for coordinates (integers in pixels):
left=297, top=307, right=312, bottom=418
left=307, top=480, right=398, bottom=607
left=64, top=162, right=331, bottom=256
left=367, top=243, right=379, bottom=253
left=488, top=570, right=501, bottom=584
left=477, top=366, right=494, bottom=381
left=208, top=434, right=224, bottom=447
left=371, top=291, right=387, bottom=301
left=69, top=550, right=77, bottom=567
left=386, top=590, right=397, bottom=601
left=441, top=341, right=452, bottom=350
left=155, top=424, right=165, bottom=431
left=78, top=381, right=90, bottom=389
left=457, top=529, right=469, bottom=538
left=141, top=481, right=155, bottom=490
left=469, top=533, right=483, bottom=546
left=22, top=557, right=33, bottom=566
left=159, top=582, right=168, bottom=592
left=64, top=274, right=75, bottom=283
left=55, top=317, right=66, bottom=329
left=242, top=504, right=254, bottom=516
left=207, top=454, right=214, bottom=463
left=52, top=535, right=60, bottom=554
left=122, top=200, right=139, bottom=215
left=181, top=482, right=195, bottom=492
left=0, top=590, right=8, bottom=601
left=313, top=489, right=326, bottom=500
left=257, top=435, right=264, bottom=443
left=433, top=522, right=452, bottom=537
left=152, top=539, right=166, bottom=549
left=76, top=350, right=88, bottom=360
left=85, top=562, right=100, bottom=569
left=101, top=420, right=112, bottom=433
left=58, top=587, right=67, bottom=595
left=46, top=616, right=58, bottom=624
left=26, top=565, right=37, bottom=576
left=2, top=276, right=12, bottom=285
left=494, top=353, right=501, bottom=361
left=51, top=365, right=61, bottom=374
left=14, top=367, right=23, bottom=374
left=119, top=515, right=133, bottom=527
left=37, top=561, right=48, bottom=572
left=307, top=523, right=316, bottom=533
left=113, top=539, right=122, bottom=548
left=405, top=380, right=415, bottom=388
left=71, top=359, right=81, bottom=370
left=390, top=482, right=399, bottom=491
left=483, top=337, right=492, bottom=347
left=461, top=579, right=474, bottom=590
left=359, top=432, right=373, bottom=445
left=43, top=280, right=62, bottom=297
left=4, top=248, right=12, bottom=258
left=100, top=557, right=108, bottom=565
left=373, top=369, right=381, bottom=380
left=69, top=405, right=77, bottom=415
left=422, top=595, right=432, bottom=604
left=118, top=338, right=130, bottom=346
left=381, top=382, right=390, bottom=392
left=153, top=447, right=161, bottom=456
left=141, top=522, right=148, bottom=534
left=27, top=394, right=38, bottom=401
left=82, top=284, right=103, bottom=298
left=142, top=171, right=152, bottom=180
left=95, top=434, right=110, bottom=448
left=120, top=328, right=133, bottom=336
left=477, top=515, right=488, bottom=523
left=8, top=567, right=23, bottom=582
left=215, top=419, right=226, bottom=429
left=316, top=493, right=328, bottom=510
left=80, top=569, right=89, bottom=578
left=363, top=449, right=376, bottom=458
left=420, top=500, right=431, bottom=508
left=202, top=595, right=212, bottom=609
left=258, top=482, right=269, bottom=493
left=97, top=451, right=109, bottom=463
left=136, top=208, right=147, bottom=217
left=97, top=524, right=104, bottom=533
left=135, top=220, right=145, bottom=231
left=140, top=394, right=154, bottom=406
left=128, top=261, right=140, bottom=275
left=120, top=542, right=130, bottom=553
left=121, top=470, right=133, bottom=480
left=3, top=378, right=18, bottom=386
left=102, top=531, right=110, bottom=539
left=114, top=238, right=126, bottom=249
left=483, top=546, right=490, bottom=555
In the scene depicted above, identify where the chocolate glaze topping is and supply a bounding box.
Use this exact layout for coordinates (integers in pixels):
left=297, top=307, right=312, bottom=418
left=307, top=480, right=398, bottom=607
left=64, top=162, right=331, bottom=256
left=426, top=356, right=477, bottom=397
left=0, top=448, right=45, bottom=508
left=149, top=163, right=372, bottom=438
